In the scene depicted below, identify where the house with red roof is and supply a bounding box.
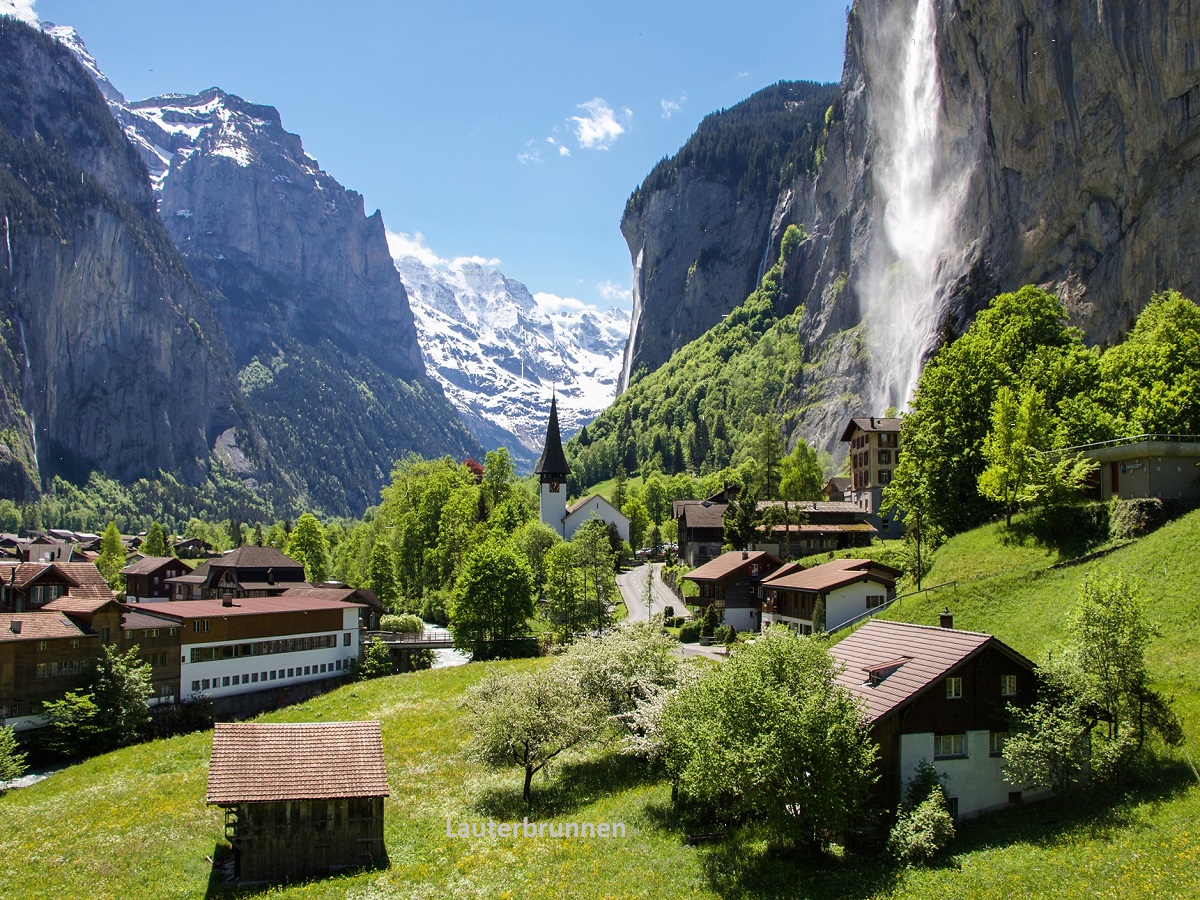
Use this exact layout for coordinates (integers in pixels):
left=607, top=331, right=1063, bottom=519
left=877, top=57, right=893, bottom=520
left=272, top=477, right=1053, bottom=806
left=0, top=560, right=113, bottom=613
left=206, top=721, right=389, bottom=882
left=0, top=610, right=100, bottom=731
left=761, top=558, right=900, bottom=634
left=682, top=549, right=785, bottom=631
left=830, top=618, right=1043, bottom=819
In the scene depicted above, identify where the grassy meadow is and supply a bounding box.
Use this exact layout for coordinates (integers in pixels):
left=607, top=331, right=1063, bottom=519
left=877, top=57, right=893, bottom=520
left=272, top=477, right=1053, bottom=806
left=2, top=511, right=1200, bottom=898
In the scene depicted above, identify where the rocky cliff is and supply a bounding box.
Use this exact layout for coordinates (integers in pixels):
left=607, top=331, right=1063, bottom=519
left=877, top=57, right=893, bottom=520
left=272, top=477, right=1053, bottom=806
left=0, top=18, right=249, bottom=499
left=621, top=0, right=1200, bottom=455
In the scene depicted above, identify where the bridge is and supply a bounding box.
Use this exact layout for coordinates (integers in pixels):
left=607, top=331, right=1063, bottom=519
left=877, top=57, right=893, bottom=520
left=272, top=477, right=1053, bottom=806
left=365, top=630, right=456, bottom=649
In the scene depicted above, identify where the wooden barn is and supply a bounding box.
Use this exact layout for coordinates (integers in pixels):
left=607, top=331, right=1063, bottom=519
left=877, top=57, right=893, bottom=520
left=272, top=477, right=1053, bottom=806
left=206, top=721, right=389, bottom=882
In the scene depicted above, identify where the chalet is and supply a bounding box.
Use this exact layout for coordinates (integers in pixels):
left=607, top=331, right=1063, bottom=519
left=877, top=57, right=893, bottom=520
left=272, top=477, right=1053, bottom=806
left=0, top=612, right=101, bottom=731
left=754, top=500, right=878, bottom=558
left=123, top=556, right=192, bottom=603
left=141, top=594, right=362, bottom=702
left=673, top=495, right=729, bottom=567
left=42, top=595, right=124, bottom=647
left=164, top=546, right=306, bottom=601
left=121, top=607, right=183, bottom=704
left=823, top=476, right=852, bottom=502
left=564, top=495, right=631, bottom=544
left=1071, top=436, right=1200, bottom=503
left=839, top=416, right=904, bottom=538
left=173, top=537, right=215, bottom=558
left=0, top=560, right=113, bottom=613
left=830, top=618, right=1044, bottom=819
left=761, top=558, right=900, bottom=634
left=206, top=721, right=389, bottom=882
left=682, top=550, right=784, bottom=631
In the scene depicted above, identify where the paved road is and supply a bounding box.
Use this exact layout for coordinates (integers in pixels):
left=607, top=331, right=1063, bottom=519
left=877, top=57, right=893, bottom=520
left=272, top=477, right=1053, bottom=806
left=617, top=562, right=690, bottom=624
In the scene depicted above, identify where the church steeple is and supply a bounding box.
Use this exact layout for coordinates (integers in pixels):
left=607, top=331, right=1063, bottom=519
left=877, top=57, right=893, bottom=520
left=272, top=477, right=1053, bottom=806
left=535, top=393, right=570, bottom=536
left=534, top=394, right=570, bottom=482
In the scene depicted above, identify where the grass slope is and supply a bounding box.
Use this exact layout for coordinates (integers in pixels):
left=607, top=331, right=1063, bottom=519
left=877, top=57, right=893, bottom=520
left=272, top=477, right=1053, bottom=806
left=2, top=513, right=1200, bottom=898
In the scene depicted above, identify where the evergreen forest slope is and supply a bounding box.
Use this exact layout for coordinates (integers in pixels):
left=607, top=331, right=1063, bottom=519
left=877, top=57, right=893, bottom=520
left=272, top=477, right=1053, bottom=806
left=2, top=512, right=1198, bottom=899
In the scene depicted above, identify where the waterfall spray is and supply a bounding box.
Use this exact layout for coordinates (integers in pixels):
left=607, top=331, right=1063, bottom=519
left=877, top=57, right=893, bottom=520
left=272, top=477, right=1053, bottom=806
left=863, top=0, right=968, bottom=412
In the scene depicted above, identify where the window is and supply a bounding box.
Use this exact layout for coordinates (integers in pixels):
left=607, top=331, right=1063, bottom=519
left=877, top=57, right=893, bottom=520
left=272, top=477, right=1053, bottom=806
left=36, top=662, right=47, bottom=679
left=222, top=676, right=230, bottom=687
left=934, top=734, right=966, bottom=758
left=304, top=666, right=311, bottom=675
left=193, top=620, right=210, bottom=633
left=191, top=680, right=200, bottom=692
left=945, top=676, right=963, bottom=699
left=866, top=595, right=886, bottom=609
left=36, top=640, right=47, bottom=652
left=232, top=675, right=240, bottom=685
left=878, top=450, right=892, bottom=465
left=1001, top=674, right=1018, bottom=697
left=288, top=668, right=295, bottom=677
left=343, top=632, right=352, bottom=646
left=989, top=732, right=1007, bottom=756
left=878, top=469, right=892, bottom=485
left=201, top=678, right=211, bottom=690
left=251, top=672, right=259, bottom=683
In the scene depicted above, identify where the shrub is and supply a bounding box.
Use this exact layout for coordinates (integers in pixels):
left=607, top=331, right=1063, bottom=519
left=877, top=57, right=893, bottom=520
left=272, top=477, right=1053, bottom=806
left=679, top=621, right=702, bottom=643
left=0, top=725, right=28, bottom=792
left=1109, top=497, right=1166, bottom=539
left=379, top=613, right=424, bottom=633
left=886, top=785, right=956, bottom=865
left=358, top=637, right=395, bottom=679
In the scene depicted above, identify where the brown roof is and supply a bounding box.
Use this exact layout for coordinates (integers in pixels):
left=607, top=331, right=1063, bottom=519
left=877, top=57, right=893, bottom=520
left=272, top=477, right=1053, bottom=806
left=758, top=499, right=864, bottom=516
left=767, top=522, right=878, bottom=534
left=281, top=586, right=384, bottom=610
left=684, top=550, right=783, bottom=583
left=830, top=620, right=1028, bottom=722
left=212, top=546, right=304, bottom=569
left=0, top=561, right=112, bottom=598
left=839, top=416, right=903, bottom=442
left=122, top=556, right=183, bottom=576
left=206, top=721, right=389, bottom=804
left=42, top=595, right=121, bottom=615
left=121, top=608, right=182, bottom=631
left=137, top=595, right=364, bottom=621
left=763, top=558, right=898, bottom=593
left=674, top=500, right=728, bottom=530
left=825, top=477, right=852, bottom=491
left=0, top=612, right=91, bottom=642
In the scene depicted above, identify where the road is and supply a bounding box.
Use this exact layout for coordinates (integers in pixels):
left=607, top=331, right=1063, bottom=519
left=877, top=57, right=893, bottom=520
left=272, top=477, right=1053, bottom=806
left=617, top=562, right=690, bottom=625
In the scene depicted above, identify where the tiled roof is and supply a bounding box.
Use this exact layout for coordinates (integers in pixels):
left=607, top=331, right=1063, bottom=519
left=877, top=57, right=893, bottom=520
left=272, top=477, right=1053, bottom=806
left=830, top=620, right=1008, bottom=722
left=839, top=416, right=904, bottom=442
left=42, top=595, right=119, bottom=615
left=0, top=561, right=111, bottom=598
left=762, top=558, right=897, bottom=593
left=758, top=499, right=864, bottom=516
left=281, top=586, right=383, bottom=609
left=766, top=522, right=878, bottom=534
left=684, top=550, right=782, bottom=583
left=122, top=556, right=183, bottom=576
left=0, top=612, right=91, bottom=642
left=211, top=546, right=304, bottom=569
left=674, top=500, right=727, bottom=530
left=137, top=595, right=364, bottom=621
left=206, top=721, right=389, bottom=804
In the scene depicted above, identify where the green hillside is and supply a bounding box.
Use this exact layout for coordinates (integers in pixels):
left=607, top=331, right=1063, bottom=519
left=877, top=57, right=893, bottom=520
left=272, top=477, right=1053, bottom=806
left=2, top=514, right=1199, bottom=898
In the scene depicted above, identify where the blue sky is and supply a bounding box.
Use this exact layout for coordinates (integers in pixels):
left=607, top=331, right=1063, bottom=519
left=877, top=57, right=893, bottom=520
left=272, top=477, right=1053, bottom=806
left=21, top=0, right=849, bottom=311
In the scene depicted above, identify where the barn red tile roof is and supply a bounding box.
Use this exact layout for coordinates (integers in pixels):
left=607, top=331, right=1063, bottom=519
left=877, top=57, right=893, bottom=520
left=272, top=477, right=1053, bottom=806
left=206, top=721, right=389, bottom=804
left=41, top=595, right=121, bottom=615
left=121, top=608, right=181, bottom=631
left=684, top=550, right=783, bottom=582
left=0, top=612, right=91, bottom=642
left=763, top=558, right=898, bottom=593
left=137, top=595, right=364, bottom=620
left=829, top=620, right=1026, bottom=722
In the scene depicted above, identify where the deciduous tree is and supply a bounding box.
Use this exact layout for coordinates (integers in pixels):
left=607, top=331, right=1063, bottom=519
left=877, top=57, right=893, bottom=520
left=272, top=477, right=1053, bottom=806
left=450, top=539, right=534, bottom=651
left=286, top=513, right=330, bottom=583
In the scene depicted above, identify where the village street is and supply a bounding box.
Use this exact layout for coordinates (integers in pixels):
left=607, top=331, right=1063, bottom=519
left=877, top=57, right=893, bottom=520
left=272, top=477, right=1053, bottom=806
left=617, top=562, right=685, bottom=624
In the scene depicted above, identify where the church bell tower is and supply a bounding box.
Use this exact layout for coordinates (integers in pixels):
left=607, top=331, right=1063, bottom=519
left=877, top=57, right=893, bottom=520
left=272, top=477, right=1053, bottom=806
left=534, top=394, right=571, bottom=537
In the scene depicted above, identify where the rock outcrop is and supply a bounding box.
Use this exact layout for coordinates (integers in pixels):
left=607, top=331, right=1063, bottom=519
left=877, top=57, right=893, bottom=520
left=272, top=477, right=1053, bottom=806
left=0, top=18, right=248, bottom=498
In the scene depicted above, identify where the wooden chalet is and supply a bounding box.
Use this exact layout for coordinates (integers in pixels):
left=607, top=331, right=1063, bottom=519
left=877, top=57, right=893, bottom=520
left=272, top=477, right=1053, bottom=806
left=761, top=557, right=899, bottom=633
left=206, top=721, right=389, bottom=882
left=0, top=560, right=113, bottom=613
left=123, top=556, right=192, bottom=603
left=673, top=486, right=740, bottom=566
left=755, top=500, right=878, bottom=558
left=0, top=611, right=101, bottom=730
left=830, top=618, right=1041, bottom=819
left=120, top=607, right=183, bottom=704
left=682, top=549, right=784, bottom=631
left=165, top=546, right=306, bottom=601
left=822, top=476, right=852, bottom=502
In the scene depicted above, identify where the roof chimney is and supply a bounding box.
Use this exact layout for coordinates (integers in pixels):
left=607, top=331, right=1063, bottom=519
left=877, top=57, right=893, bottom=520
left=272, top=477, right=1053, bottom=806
left=10, top=620, right=21, bottom=634
left=939, top=608, right=954, bottom=629
left=742, top=550, right=749, bottom=559
left=221, top=591, right=234, bottom=608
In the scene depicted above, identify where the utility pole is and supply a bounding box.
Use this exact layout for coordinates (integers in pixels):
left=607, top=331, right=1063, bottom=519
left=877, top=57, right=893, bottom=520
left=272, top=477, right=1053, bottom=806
left=644, top=559, right=654, bottom=624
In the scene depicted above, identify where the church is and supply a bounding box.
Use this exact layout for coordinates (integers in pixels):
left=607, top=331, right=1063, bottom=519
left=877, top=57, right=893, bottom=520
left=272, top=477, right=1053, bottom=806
left=534, top=396, right=631, bottom=543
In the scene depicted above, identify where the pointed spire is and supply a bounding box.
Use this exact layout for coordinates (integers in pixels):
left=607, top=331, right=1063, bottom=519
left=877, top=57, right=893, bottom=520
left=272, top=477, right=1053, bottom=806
left=534, top=394, right=570, bottom=479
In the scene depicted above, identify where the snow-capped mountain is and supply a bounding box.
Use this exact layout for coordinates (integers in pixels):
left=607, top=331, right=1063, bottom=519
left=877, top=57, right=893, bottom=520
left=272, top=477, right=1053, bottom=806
left=395, top=254, right=630, bottom=466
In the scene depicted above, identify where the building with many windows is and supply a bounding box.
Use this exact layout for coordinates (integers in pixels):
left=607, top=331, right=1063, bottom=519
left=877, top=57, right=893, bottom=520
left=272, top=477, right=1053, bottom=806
left=839, top=416, right=904, bottom=538
left=0, top=611, right=102, bottom=730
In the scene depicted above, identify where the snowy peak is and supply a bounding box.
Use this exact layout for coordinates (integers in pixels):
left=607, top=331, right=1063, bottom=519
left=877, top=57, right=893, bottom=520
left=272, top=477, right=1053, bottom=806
left=395, top=253, right=629, bottom=464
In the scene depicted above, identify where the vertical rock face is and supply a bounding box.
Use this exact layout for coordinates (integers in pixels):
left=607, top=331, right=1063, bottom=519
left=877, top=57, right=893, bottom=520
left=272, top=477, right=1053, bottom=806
left=0, top=19, right=245, bottom=497
left=621, top=0, right=1200, bottom=451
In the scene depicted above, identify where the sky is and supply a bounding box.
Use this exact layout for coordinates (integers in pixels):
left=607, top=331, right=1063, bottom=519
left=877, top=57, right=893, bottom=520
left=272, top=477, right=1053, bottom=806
left=15, top=0, right=850, bottom=312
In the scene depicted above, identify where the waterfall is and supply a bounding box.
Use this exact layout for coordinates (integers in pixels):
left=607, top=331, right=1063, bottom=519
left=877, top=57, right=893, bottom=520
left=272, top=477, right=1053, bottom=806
left=618, top=245, right=645, bottom=393
left=863, top=0, right=967, bottom=412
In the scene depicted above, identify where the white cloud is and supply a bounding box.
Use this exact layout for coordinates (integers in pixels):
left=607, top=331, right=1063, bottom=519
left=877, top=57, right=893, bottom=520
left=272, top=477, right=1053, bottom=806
left=660, top=93, right=686, bottom=119
left=534, top=292, right=589, bottom=314
left=517, top=149, right=542, bottom=165
left=737, top=71, right=750, bottom=78
left=570, top=98, right=630, bottom=150
left=597, top=280, right=632, bottom=305
left=0, top=0, right=39, bottom=24
left=385, top=231, right=499, bottom=269
left=558, top=145, right=571, bottom=157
